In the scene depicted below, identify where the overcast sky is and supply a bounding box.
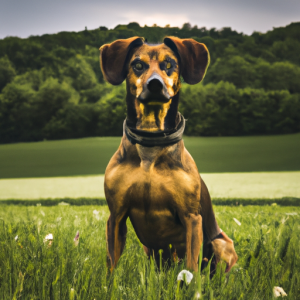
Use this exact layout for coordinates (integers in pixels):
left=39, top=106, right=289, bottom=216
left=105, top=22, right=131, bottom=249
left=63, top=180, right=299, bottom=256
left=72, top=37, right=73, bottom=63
left=0, top=0, right=299, bottom=39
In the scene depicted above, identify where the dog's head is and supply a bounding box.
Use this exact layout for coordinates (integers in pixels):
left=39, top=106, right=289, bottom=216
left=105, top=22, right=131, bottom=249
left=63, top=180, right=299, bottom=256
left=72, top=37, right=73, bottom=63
left=100, top=37, right=209, bottom=131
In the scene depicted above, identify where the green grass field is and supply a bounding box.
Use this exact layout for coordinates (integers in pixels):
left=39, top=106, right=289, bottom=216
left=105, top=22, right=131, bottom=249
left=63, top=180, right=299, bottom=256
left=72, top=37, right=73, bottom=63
left=0, top=133, right=300, bottom=178
left=0, top=205, right=299, bottom=299
left=1, top=172, right=300, bottom=200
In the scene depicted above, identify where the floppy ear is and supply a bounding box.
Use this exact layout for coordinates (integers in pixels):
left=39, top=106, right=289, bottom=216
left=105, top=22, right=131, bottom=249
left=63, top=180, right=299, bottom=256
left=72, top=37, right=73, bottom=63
left=164, top=36, right=210, bottom=85
left=100, top=37, right=144, bottom=85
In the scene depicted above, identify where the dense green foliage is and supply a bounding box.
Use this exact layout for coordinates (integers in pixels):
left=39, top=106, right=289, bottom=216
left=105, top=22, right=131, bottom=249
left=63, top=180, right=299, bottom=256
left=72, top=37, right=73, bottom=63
left=0, top=22, right=300, bottom=142
left=0, top=205, right=299, bottom=299
left=0, top=134, right=299, bottom=178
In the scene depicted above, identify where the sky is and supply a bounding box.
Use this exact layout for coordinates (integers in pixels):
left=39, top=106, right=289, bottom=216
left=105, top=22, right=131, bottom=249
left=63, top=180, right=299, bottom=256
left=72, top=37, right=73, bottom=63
left=0, top=0, right=299, bottom=39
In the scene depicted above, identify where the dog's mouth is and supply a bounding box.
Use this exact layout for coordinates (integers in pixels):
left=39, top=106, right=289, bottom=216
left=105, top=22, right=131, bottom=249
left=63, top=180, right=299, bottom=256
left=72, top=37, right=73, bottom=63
left=138, top=74, right=171, bottom=104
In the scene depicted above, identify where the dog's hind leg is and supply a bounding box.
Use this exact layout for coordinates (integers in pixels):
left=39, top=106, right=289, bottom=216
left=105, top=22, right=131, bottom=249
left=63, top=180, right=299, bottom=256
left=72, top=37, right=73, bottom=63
left=200, top=177, right=221, bottom=241
left=106, top=214, right=127, bottom=271
left=200, top=177, right=238, bottom=273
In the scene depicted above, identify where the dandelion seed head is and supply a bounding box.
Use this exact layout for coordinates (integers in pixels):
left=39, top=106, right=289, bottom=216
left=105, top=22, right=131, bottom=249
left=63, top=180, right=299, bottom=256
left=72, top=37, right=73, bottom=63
left=43, top=233, right=53, bottom=246
left=44, top=233, right=53, bottom=241
left=177, top=270, right=193, bottom=285
left=273, top=286, right=287, bottom=297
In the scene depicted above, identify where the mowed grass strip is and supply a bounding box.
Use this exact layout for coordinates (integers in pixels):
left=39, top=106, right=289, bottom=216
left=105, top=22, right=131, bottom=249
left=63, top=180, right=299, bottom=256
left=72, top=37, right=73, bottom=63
left=1, top=172, right=299, bottom=200
left=0, top=175, right=105, bottom=200
left=0, top=205, right=299, bottom=299
left=0, top=133, right=299, bottom=179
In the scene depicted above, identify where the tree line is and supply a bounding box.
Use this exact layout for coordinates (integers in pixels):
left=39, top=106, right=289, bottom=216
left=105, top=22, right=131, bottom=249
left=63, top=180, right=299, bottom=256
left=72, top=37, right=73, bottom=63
left=0, top=22, right=299, bottom=143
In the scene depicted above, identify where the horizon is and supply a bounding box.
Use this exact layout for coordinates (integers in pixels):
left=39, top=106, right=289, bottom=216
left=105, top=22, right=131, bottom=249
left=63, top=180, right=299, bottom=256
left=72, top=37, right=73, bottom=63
left=0, top=20, right=298, bottom=41
left=1, top=0, right=299, bottom=39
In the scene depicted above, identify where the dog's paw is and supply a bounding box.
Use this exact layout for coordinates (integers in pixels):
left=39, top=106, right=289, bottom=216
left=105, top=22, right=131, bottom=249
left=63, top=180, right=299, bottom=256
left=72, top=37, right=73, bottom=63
left=211, top=231, right=238, bottom=272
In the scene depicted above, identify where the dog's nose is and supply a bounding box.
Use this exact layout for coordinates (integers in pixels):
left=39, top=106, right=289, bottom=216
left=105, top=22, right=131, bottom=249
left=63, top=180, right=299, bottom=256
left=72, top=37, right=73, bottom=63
left=148, top=78, right=163, bottom=93
left=147, top=74, right=163, bottom=94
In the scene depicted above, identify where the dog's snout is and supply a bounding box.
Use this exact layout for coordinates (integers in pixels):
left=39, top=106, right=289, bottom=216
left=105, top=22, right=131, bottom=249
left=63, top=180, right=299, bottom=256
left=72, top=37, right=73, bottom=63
left=138, top=73, right=170, bottom=103
left=147, top=74, right=164, bottom=93
left=148, top=78, right=163, bottom=93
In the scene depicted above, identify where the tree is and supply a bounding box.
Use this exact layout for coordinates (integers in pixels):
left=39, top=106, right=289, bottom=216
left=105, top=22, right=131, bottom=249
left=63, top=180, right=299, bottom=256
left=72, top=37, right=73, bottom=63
left=0, top=56, right=16, bottom=91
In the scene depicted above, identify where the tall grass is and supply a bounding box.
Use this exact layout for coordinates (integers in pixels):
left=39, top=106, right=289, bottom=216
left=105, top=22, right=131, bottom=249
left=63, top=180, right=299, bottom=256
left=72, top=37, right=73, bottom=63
left=0, top=205, right=299, bottom=299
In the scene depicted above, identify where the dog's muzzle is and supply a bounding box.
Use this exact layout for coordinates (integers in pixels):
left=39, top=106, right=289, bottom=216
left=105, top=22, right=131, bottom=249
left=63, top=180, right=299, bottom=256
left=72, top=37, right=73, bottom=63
left=138, top=73, right=171, bottom=104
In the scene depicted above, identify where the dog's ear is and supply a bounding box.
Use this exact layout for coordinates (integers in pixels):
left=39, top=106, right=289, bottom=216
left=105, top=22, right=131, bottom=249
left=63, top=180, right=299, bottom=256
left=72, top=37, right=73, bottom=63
left=164, top=36, right=210, bottom=85
left=100, top=37, right=144, bottom=85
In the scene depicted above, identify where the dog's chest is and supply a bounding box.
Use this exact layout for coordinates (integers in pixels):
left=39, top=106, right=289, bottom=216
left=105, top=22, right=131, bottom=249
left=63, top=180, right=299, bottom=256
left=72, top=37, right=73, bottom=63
left=105, top=140, right=200, bottom=211
left=135, top=144, right=169, bottom=171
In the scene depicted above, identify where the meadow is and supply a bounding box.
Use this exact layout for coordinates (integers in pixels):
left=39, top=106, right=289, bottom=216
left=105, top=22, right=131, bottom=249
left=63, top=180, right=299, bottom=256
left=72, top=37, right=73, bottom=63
left=0, top=205, right=299, bottom=299
left=1, top=134, right=299, bottom=299
left=0, top=133, right=300, bottom=179
left=1, top=171, right=300, bottom=201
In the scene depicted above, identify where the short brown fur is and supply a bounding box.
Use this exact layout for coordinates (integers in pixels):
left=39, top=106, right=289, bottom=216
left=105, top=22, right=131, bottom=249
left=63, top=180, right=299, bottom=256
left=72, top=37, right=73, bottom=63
left=100, top=37, right=238, bottom=273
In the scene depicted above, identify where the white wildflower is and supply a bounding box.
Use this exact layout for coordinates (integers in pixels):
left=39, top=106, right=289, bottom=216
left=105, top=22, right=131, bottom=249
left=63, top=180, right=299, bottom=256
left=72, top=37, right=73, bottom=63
left=15, top=235, right=18, bottom=241
left=74, top=231, right=79, bottom=246
left=195, top=291, right=201, bottom=299
left=273, top=286, right=287, bottom=297
left=93, top=210, right=100, bottom=220
left=177, top=270, right=193, bottom=285
left=44, top=233, right=53, bottom=246
left=233, top=218, right=241, bottom=226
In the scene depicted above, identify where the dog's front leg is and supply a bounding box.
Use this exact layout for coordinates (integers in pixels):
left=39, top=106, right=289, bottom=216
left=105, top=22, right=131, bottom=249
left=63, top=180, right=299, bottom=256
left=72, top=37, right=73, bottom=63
left=184, top=213, right=203, bottom=272
left=106, top=213, right=127, bottom=271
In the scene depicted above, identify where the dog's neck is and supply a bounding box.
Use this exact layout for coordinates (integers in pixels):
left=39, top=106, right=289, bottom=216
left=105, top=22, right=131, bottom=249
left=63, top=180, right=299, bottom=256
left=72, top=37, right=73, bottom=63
left=126, top=85, right=180, bottom=132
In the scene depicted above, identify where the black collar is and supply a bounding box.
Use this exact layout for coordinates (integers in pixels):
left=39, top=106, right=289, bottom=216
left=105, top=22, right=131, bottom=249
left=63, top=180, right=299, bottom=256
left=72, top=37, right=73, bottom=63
left=124, top=113, right=186, bottom=147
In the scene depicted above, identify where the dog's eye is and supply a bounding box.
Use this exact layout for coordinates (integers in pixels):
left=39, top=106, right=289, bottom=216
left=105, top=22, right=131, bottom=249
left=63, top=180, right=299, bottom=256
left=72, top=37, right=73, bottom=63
left=166, top=62, right=172, bottom=69
left=135, top=62, right=143, bottom=71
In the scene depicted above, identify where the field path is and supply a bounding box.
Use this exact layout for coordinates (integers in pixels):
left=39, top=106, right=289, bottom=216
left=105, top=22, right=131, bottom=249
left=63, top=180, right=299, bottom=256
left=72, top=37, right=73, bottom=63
left=0, top=171, right=299, bottom=200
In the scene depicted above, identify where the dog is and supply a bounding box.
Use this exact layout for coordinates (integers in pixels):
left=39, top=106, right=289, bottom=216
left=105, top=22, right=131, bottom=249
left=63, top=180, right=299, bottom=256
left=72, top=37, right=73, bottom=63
left=99, top=36, right=238, bottom=274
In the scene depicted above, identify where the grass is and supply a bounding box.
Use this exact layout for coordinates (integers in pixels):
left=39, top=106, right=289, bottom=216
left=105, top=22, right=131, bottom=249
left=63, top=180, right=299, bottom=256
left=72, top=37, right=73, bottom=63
left=1, top=172, right=300, bottom=200
left=0, top=204, right=299, bottom=299
left=0, top=133, right=300, bottom=179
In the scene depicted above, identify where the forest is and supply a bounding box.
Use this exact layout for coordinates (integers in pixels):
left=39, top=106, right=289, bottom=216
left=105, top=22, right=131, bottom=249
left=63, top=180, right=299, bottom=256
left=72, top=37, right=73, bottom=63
left=0, top=22, right=299, bottom=143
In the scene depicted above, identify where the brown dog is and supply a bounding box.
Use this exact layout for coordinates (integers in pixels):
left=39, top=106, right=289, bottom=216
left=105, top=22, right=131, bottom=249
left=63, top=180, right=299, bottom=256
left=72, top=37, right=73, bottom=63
left=100, top=36, right=238, bottom=273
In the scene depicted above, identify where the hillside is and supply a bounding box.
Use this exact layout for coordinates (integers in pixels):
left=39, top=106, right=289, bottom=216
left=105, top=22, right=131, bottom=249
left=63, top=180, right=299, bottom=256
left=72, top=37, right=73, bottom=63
left=0, top=133, right=299, bottom=178
left=0, top=22, right=300, bottom=143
